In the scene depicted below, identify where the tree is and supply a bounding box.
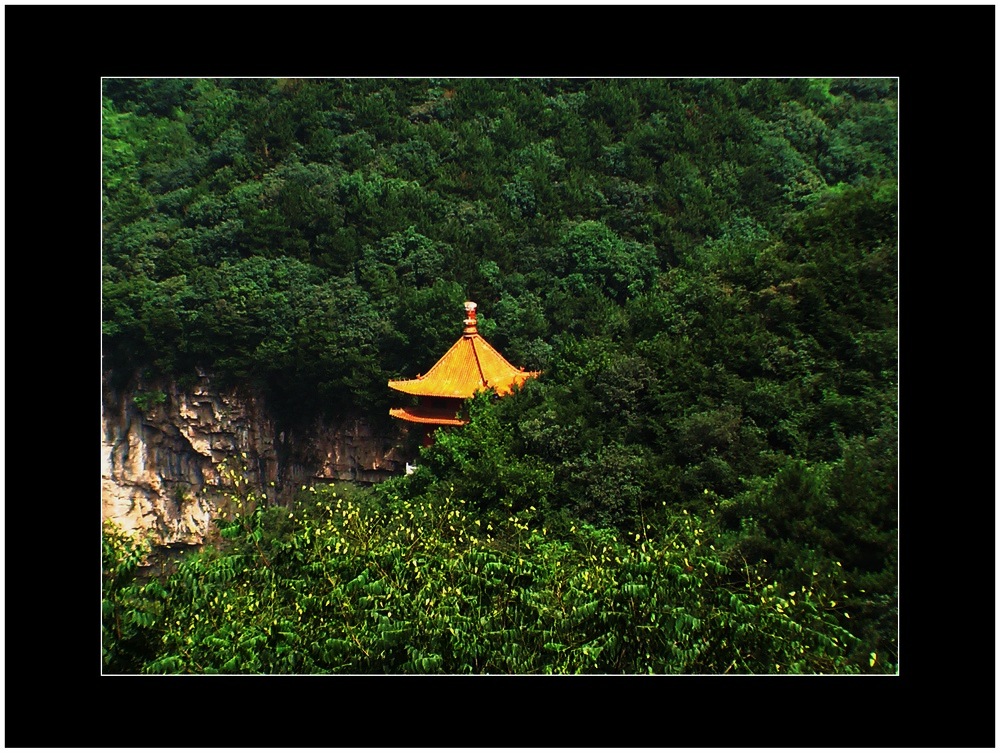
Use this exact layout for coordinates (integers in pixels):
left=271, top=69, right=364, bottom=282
left=105, top=457, right=860, bottom=674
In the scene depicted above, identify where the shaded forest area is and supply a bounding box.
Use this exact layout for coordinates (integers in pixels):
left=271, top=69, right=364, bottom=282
left=103, top=77, right=897, bottom=674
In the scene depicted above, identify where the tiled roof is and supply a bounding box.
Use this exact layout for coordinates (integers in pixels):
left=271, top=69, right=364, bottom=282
left=388, top=332, right=540, bottom=399
left=388, top=406, right=469, bottom=426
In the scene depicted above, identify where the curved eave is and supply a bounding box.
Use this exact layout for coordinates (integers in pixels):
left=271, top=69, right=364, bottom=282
left=389, top=407, right=469, bottom=426
left=492, top=370, right=542, bottom=396
left=386, top=378, right=480, bottom=399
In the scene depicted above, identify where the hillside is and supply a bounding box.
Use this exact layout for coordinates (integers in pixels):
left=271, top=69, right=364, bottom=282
left=102, top=77, right=897, bottom=675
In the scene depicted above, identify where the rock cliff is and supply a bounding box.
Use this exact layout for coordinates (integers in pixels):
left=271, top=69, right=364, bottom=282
left=101, top=371, right=407, bottom=551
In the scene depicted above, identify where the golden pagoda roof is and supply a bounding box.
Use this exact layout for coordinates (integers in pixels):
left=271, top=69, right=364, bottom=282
left=388, top=406, right=468, bottom=426
left=388, top=302, right=541, bottom=400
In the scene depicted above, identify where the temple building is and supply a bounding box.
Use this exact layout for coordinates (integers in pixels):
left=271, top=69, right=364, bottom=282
left=388, top=301, right=540, bottom=447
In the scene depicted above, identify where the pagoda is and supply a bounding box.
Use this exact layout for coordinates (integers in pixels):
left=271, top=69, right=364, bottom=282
left=388, top=301, right=540, bottom=446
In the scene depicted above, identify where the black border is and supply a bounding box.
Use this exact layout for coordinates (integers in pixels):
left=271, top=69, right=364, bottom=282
left=5, top=3, right=994, bottom=750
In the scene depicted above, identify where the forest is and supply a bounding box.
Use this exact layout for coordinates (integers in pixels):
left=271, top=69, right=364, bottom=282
left=102, top=77, right=897, bottom=674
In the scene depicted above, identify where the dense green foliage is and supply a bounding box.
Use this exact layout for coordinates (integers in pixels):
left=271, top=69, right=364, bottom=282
left=103, top=78, right=897, bottom=673
left=104, top=477, right=859, bottom=674
left=102, top=78, right=896, bottom=421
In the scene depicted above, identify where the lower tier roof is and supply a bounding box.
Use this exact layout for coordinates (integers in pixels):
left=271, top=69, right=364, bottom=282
left=388, top=406, right=469, bottom=426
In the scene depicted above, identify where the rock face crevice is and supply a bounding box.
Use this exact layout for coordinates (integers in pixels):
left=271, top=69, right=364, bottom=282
left=101, top=371, right=407, bottom=550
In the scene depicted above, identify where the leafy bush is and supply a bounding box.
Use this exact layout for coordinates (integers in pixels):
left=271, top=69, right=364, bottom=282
left=107, top=460, right=865, bottom=674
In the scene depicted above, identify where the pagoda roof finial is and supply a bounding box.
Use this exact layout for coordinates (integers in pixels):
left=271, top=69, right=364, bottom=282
left=463, top=301, right=478, bottom=335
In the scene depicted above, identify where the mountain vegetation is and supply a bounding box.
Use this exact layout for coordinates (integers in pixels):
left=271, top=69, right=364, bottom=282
left=102, top=77, right=897, bottom=674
